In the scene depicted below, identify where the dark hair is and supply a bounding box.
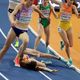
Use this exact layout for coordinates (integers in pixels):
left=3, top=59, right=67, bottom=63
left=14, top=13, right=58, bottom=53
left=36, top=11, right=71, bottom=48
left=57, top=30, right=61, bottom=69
left=73, top=0, right=78, bottom=7
left=64, top=0, right=78, bottom=7
left=20, top=60, right=37, bottom=71
left=65, top=0, right=67, bottom=3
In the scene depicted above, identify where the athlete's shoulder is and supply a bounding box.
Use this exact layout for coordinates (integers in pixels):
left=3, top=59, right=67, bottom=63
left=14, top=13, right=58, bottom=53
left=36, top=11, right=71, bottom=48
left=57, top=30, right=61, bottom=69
left=14, top=3, right=23, bottom=10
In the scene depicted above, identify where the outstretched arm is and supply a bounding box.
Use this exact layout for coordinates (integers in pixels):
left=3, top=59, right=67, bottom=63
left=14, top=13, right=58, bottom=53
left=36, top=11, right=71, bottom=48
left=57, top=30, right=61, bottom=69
left=9, top=3, right=22, bottom=25
left=32, top=5, right=47, bottom=18
left=36, top=66, right=59, bottom=72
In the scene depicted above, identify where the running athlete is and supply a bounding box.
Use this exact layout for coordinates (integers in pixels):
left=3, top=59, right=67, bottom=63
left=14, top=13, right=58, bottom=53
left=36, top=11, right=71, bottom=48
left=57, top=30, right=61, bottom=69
left=0, top=0, right=48, bottom=64
left=34, top=0, right=58, bottom=52
left=19, top=53, right=59, bottom=72
left=8, top=0, right=24, bottom=48
left=8, top=0, right=39, bottom=48
left=52, top=0, right=80, bottom=66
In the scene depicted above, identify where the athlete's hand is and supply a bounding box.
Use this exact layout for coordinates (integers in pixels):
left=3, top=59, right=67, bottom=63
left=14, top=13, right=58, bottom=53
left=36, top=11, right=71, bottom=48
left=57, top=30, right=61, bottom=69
left=45, top=16, right=50, bottom=21
left=11, top=21, right=17, bottom=26
left=55, top=15, right=59, bottom=19
left=45, top=16, right=50, bottom=24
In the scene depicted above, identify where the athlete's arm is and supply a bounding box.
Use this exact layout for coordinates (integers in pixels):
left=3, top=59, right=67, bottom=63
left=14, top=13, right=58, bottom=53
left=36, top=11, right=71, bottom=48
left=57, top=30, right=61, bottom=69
left=36, top=66, right=58, bottom=72
left=9, top=3, right=22, bottom=24
left=51, top=0, right=62, bottom=5
left=32, top=5, right=47, bottom=18
left=50, top=5, right=58, bottom=19
left=36, top=4, right=39, bottom=9
left=72, top=5, right=79, bottom=17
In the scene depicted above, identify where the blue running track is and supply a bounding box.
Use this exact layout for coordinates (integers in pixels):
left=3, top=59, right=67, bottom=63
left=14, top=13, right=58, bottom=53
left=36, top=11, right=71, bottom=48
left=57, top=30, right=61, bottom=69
left=0, top=0, right=80, bottom=80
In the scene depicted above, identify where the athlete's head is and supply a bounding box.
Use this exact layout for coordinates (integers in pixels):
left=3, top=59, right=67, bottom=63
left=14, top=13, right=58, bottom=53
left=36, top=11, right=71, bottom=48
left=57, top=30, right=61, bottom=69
left=42, top=0, right=49, bottom=4
left=66, top=0, right=74, bottom=4
left=44, top=0, right=49, bottom=2
left=24, top=0, right=34, bottom=6
left=65, top=0, right=77, bottom=6
left=20, top=54, right=29, bottom=63
left=64, top=0, right=75, bottom=6
left=22, top=54, right=29, bottom=62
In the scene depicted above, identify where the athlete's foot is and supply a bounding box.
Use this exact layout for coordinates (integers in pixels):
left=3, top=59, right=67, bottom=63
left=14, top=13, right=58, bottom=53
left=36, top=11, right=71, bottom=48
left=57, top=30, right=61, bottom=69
left=46, top=47, right=50, bottom=54
left=66, top=58, right=73, bottom=67
left=14, top=41, right=19, bottom=48
left=60, top=41, right=64, bottom=50
left=46, top=49, right=50, bottom=54
left=14, top=57, right=20, bottom=67
left=69, top=58, right=72, bottom=64
left=59, top=57, right=67, bottom=64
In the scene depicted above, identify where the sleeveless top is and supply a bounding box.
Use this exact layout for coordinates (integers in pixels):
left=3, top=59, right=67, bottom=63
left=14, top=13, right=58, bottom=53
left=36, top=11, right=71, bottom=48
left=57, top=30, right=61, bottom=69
left=60, top=3, right=73, bottom=21
left=16, top=4, right=33, bottom=23
left=39, top=3, right=51, bottom=17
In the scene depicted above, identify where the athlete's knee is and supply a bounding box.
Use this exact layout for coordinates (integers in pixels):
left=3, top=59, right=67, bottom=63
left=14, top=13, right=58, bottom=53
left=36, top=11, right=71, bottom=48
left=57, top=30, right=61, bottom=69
left=65, top=41, right=69, bottom=47
left=70, top=43, right=73, bottom=47
left=23, top=38, right=29, bottom=44
left=37, top=35, right=41, bottom=39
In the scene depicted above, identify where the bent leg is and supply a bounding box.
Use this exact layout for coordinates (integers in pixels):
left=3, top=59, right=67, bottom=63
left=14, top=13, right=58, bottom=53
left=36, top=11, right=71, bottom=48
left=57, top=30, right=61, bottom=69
left=34, top=23, right=44, bottom=49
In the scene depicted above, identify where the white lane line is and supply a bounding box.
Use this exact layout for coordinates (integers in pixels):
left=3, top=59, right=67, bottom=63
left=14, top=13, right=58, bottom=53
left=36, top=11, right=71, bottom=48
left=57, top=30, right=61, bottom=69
left=0, top=72, right=9, bottom=80
left=0, top=28, right=53, bottom=80
left=0, top=29, right=9, bottom=80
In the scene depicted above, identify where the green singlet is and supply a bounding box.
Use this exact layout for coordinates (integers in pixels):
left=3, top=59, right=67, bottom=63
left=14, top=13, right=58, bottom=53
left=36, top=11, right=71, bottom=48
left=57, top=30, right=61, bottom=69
left=39, top=3, right=51, bottom=28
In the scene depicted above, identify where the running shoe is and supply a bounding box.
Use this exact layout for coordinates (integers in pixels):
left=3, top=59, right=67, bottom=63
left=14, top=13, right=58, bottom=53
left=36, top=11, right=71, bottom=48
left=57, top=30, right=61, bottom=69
left=69, top=58, right=73, bottom=65
left=46, top=47, right=50, bottom=54
left=59, top=57, right=67, bottom=63
left=66, top=58, right=73, bottom=67
left=60, top=41, right=64, bottom=50
left=14, top=57, right=20, bottom=67
left=14, top=40, right=19, bottom=48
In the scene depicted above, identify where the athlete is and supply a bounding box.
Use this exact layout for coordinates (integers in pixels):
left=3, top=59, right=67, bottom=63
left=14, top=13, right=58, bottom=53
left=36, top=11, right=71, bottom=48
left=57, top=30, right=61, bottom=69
left=52, top=0, right=80, bottom=66
left=0, top=0, right=48, bottom=64
left=34, top=0, right=58, bottom=53
left=19, top=53, right=59, bottom=72
left=14, top=48, right=62, bottom=72
left=8, top=0, right=24, bottom=48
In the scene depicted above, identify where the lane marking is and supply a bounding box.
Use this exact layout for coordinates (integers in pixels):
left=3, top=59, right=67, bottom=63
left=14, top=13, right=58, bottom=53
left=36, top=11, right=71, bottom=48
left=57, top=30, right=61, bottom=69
left=0, top=72, right=9, bottom=80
